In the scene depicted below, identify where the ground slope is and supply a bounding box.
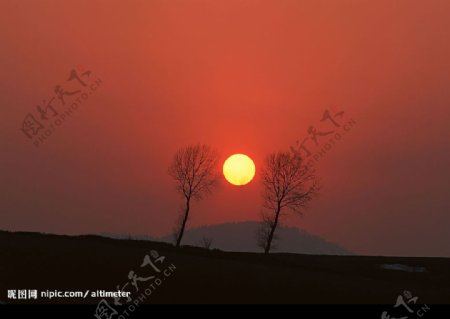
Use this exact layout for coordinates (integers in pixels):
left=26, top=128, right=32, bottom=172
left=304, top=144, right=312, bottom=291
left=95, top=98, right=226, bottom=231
left=0, top=230, right=449, bottom=304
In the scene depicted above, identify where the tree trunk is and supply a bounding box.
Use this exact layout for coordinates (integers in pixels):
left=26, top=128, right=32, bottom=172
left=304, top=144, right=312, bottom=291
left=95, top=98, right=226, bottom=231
left=264, top=203, right=281, bottom=254
left=176, top=197, right=190, bottom=247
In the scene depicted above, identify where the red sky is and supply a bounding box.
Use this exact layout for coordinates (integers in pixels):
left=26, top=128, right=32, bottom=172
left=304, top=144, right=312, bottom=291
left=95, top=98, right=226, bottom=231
left=1, top=0, right=450, bottom=256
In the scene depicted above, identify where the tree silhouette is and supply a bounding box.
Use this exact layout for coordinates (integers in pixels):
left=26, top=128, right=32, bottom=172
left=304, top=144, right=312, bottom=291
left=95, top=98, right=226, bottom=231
left=168, top=144, right=219, bottom=247
left=258, top=150, right=320, bottom=254
left=198, top=236, right=213, bottom=250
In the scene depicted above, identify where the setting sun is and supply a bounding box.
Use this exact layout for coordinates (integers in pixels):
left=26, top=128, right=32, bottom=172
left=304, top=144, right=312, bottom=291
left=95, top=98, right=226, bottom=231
left=223, top=154, right=256, bottom=186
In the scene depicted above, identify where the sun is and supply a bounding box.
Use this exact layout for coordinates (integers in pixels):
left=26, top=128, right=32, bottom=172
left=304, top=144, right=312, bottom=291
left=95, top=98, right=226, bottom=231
left=223, top=154, right=256, bottom=186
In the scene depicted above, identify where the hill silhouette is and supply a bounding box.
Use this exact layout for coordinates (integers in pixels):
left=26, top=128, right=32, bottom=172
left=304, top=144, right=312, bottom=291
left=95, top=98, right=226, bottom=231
left=158, top=221, right=351, bottom=255
left=1, top=230, right=449, bottom=304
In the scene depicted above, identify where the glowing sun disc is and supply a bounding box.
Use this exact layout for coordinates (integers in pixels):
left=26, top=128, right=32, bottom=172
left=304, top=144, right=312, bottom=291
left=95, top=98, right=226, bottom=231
left=223, top=154, right=255, bottom=186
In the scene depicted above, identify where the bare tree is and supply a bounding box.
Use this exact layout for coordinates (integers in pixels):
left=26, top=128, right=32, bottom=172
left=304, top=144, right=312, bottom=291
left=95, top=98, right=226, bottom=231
left=198, top=236, right=213, bottom=250
left=256, top=211, right=279, bottom=252
left=168, top=144, right=219, bottom=247
left=258, top=150, right=320, bottom=254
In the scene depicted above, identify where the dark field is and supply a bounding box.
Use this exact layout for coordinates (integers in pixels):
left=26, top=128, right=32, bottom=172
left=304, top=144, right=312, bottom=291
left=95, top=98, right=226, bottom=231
left=1, top=230, right=449, bottom=304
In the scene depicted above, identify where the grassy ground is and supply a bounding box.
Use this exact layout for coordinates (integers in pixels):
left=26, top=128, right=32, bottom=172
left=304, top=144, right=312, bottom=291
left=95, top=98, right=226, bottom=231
left=0, top=230, right=449, bottom=304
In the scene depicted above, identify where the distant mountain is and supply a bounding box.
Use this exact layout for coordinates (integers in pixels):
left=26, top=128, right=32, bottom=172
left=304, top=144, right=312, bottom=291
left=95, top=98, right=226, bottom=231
left=158, top=221, right=351, bottom=255
left=98, top=232, right=155, bottom=241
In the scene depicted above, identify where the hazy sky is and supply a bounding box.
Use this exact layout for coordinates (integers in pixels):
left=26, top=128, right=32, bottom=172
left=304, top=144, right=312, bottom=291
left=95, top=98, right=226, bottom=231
left=1, top=0, right=450, bottom=256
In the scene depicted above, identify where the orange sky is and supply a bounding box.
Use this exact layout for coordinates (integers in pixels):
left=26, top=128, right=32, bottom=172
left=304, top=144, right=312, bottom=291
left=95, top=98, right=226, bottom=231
left=1, top=0, right=450, bottom=256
